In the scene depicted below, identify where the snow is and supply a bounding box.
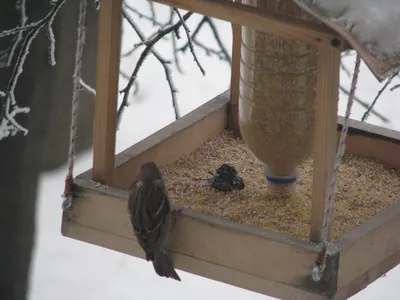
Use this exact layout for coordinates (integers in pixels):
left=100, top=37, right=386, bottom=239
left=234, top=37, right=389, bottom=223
left=27, top=1, right=400, bottom=299
left=311, top=0, right=400, bottom=57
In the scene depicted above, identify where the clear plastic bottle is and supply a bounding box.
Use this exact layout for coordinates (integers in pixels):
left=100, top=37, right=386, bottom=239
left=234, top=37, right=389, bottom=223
left=239, top=0, right=319, bottom=197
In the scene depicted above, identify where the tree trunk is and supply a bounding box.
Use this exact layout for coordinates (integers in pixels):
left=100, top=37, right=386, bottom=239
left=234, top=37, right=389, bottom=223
left=0, top=1, right=98, bottom=299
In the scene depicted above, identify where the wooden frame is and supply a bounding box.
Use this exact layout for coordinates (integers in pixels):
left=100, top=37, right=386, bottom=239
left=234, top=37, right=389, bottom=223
left=63, top=91, right=400, bottom=299
left=153, top=0, right=347, bottom=51
left=62, top=1, right=400, bottom=299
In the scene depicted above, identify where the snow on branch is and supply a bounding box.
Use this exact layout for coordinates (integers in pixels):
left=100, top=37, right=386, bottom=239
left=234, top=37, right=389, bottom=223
left=0, top=0, right=66, bottom=141
left=0, top=0, right=28, bottom=68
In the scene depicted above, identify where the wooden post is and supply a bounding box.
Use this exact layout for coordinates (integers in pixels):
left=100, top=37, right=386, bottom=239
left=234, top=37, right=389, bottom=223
left=229, top=20, right=242, bottom=138
left=310, top=49, right=341, bottom=243
left=92, top=0, right=122, bottom=185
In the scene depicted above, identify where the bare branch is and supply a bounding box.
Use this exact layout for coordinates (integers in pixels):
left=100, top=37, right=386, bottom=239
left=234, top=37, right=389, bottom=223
left=124, top=2, right=165, bottom=27
left=177, top=16, right=231, bottom=67
left=118, top=9, right=194, bottom=125
left=173, top=8, right=205, bottom=75
left=122, top=10, right=179, bottom=121
left=0, top=0, right=27, bottom=68
left=147, top=0, right=157, bottom=26
left=340, top=61, right=352, bottom=78
left=0, top=0, right=66, bottom=140
left=339, top=86, right=389, bottom=123
left=361, top=73, right=397, bottom=122
left=79, top=78, right=96, bottom=96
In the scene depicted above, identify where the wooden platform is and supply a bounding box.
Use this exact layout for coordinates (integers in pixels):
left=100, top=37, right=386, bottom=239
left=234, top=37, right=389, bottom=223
left=62, top=91, right=400, bottom=300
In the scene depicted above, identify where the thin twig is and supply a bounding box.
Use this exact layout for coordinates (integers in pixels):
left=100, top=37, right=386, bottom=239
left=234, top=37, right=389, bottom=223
left=0, top=0, right=66, bottom=140
left=121, top=9, right=178, bottom=122
left=193, top=40, right=228, bottom=60
left=0, top=0, right=27, bottom=68
left=339, top=86, right=389, bottom=123
left=118, top=11, right=194, bottom=125
left=340, top=61, right=352, bottom=78
left=124, top=2, right=165, bottom=27
left=178, top=16, right=231, bottom=66
left=390, top=83, right=400, bottom=91
left=204, top=17, right=231, bottom=65
left=361, top=73, right=397, bottom=122
left=119, top=71, right=139, bottom=95
left=79, top=78, right=96, bottom=96
left=173, top=8, right=205, bottom=75
left=147, top=0, right=157, bottom=26
left=169, top=8, right=184, bottom=74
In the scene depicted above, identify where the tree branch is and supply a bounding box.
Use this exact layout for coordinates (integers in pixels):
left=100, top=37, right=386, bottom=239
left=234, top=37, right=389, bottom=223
left=118, top=10, right=194, bottom=125
left=121, top=8, right=179, bottom=123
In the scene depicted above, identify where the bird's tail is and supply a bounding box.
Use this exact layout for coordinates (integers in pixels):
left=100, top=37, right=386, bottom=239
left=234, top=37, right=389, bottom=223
left=153, top=250, right=181, bottom=281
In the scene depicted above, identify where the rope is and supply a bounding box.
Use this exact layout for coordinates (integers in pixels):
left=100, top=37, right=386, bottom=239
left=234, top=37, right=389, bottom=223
left=312, top=53, right=362, bottom=282
left=62, top=0, right=88, bottom=210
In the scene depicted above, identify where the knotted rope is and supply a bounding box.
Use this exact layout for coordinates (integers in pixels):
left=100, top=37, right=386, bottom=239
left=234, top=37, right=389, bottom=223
left=62, top=0, right=88, bottom=210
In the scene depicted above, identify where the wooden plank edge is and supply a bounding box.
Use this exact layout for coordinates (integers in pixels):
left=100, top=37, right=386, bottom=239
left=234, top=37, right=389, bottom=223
left=333, top=250, right=400, bottom=300
left=63, top=177, right=339, bottom=297
left=114, top=90, right=230, bottom=168
left=152, top=0, right=345, bottom=51
left=61, top=222, right=327, bottom=300
left=71, top=177, right=319, bottom=252
left=336, top=116, right=400, bottom=168
left=337, top=116, right=400, bottom=146
left=77, top=90, right=230, bottom=182
left=334, top=202, right=400, bottom=289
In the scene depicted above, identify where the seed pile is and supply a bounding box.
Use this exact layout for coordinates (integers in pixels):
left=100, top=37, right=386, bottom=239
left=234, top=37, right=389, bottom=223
left=161, top=130, right=400, bottom=240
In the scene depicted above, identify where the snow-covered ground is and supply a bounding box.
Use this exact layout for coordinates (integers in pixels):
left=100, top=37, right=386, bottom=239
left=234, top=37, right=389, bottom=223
left=27, top=1, right=400, bottom=299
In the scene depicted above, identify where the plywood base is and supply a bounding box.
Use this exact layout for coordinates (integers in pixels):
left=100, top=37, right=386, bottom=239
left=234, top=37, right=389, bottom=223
left=62, top=91, right=400, bottom=300
left=63, top=178, right=338, bottom=300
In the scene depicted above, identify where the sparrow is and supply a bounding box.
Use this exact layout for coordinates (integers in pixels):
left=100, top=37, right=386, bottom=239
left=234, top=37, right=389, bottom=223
left=128, top=161, right=181, bottom=281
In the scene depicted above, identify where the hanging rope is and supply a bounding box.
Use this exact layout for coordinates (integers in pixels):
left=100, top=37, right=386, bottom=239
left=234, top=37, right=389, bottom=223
left=312, top=54, right=362, bottom=282
left=62, top=0, right=88, bottom=210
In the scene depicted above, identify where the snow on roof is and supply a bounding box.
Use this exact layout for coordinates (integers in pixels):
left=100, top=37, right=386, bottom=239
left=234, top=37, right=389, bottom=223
left=293, top=0, right=400, bottom=82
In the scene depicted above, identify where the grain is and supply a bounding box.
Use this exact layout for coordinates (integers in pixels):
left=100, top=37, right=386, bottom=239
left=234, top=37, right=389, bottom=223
left=161, top=130, right=400, bottom=241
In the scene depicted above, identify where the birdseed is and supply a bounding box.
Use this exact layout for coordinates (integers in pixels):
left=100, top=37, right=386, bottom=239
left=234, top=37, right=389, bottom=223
left=160, top=130, right=400, bottom=241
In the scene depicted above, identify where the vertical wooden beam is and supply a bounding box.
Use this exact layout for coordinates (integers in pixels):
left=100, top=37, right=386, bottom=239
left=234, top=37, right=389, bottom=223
left=310, top=49, right=341, bottom=243
left=229, top=0, right=242, bottom=138
left=92, top=0, right=122, bottom=185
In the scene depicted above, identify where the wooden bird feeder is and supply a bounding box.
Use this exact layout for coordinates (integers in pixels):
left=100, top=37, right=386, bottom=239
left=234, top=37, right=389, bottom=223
left=62, top=0, right=400, bottom=299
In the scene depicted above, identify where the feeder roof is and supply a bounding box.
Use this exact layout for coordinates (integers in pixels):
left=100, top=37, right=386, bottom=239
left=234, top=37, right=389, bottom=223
left=294, top=0, right=400, bottom=81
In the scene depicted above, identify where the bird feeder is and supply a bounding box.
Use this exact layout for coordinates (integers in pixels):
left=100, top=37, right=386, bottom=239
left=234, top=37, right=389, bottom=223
left=62, top=0, right=400, bottom=299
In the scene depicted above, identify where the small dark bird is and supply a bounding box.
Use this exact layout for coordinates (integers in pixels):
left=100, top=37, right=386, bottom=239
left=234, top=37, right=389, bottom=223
left=211, top=164, right=245, bottom=192
left=128, top=162, right=181, bottom=281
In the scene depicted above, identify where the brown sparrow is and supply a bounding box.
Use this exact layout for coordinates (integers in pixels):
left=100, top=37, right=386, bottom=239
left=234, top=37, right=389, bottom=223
left=128, top=162, right=181, bottom=281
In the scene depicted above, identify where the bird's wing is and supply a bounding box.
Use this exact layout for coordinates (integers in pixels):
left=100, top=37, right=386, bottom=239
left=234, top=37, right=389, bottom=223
left=128, top=180, right=155, bottom=259
left=128, top=180, right=144, bottom=234
left=146, top=179, right=171, bottom=233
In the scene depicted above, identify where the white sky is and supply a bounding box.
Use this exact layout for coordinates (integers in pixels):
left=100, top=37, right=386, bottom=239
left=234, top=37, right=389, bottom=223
left=28, top=1, right=400, bottom=299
